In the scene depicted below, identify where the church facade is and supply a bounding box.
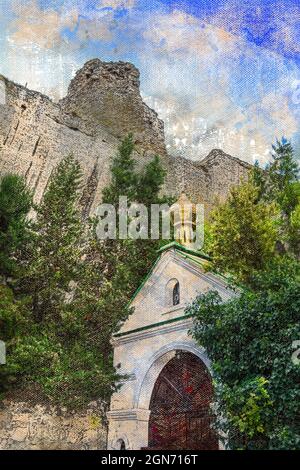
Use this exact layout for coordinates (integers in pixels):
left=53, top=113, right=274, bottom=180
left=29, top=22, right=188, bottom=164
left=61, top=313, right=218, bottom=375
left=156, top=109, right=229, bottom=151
left=107, top=242, right=234, bottom=450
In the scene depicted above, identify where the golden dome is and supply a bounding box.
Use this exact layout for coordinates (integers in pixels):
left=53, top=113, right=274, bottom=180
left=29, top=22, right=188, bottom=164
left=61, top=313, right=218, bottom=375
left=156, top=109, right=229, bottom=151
left=170, top=192, right=197, bottom=247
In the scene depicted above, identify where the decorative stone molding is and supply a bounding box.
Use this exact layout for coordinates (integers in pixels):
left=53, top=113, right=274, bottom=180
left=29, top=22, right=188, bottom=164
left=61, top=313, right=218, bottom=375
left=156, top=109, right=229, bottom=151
left=107, top=409, right=151, bottom=422
left=135, top=342, right=211, bottom=410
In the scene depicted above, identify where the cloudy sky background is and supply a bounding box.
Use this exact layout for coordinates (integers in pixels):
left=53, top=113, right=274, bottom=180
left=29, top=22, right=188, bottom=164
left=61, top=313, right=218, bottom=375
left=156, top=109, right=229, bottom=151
left=0, top=0, right=300, bottom=164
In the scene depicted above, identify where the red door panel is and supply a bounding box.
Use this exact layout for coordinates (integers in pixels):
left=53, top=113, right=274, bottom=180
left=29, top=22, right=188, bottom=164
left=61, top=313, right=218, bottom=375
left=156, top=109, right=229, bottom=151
left=146, top=351, right=219, bottom=450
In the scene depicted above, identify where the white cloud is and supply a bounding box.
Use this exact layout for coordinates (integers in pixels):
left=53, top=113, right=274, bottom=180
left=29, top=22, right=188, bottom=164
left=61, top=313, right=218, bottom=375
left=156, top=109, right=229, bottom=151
left=10, top=0, right=78, bottom=49
left=143, top=9, right=237, bottom=58
left=140, top=9, right=299, bottom=163
left=99, top=0, right=136, bottom=10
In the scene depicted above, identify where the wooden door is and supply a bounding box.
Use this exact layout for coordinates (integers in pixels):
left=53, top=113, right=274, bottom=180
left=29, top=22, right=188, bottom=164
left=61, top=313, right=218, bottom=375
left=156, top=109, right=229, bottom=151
left=146, top=351, right=218, bottom=450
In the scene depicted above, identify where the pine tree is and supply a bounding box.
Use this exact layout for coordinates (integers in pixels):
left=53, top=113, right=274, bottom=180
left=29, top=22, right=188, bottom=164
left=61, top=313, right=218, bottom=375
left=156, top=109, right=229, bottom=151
left=252, top=160, right=266, bottom=202
left=266, top=138, right=299, bottom=216
left=248, top=141, right=300, bottom=257
left=3, top=155, right=120, bottom=409
left=1, top=147, right=169, bottom=409
left=102, top=133, right=169, bottom=270
left=0, top=174, right=32, bottom=280
left=20, top=155, right=84, bottom=322
left=265, top=139, right=300, bottom=256
left=136, top=155, right=166, bottom=206
left=102, top=133, right=137, bottom=206
left=0, top=173, right=32, bottom=397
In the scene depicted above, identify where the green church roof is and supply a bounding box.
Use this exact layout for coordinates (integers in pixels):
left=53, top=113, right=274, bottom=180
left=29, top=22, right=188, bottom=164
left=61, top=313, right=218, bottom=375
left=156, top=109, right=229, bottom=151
left=158, top=241, right=211, bottom=261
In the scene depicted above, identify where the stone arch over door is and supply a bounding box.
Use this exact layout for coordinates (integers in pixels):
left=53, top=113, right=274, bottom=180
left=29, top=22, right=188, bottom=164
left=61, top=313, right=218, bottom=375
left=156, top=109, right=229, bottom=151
left=135, top=342, right=211, bottom=410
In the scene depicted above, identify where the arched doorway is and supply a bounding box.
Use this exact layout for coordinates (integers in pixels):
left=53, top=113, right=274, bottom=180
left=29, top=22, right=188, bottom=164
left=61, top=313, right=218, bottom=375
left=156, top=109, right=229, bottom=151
left=146, top=351, right=218, bottom=450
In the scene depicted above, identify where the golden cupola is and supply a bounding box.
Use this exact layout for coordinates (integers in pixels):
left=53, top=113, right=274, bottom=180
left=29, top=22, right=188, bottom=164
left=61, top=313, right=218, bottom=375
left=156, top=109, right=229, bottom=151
left=170, top=192, right=197, bottom=248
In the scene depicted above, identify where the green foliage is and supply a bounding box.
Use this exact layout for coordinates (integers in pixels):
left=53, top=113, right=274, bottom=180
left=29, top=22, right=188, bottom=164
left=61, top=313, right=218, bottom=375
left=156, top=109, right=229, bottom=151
left=19, top=155, right=84, bottom=323
left=78, top=136, right=170, bottom=375
left=5, top=331, right=118, bottom=408
left=209, top=139, right=300, bottom=281
left=100, top=132, right=169, bottom=291
left=0, top=285, right=29, bottom=343
left=103, top=133, right=168, bottom=208
left=136, top=155, right=166, bottom=206
left=255, top=138, right=300, bottom=255
left=0, top=174, right=32, bottom=278
left=208, top=175, right=279, bottom=284
left=266, top=138, right=299, bottom=216
left=222, top=377, right=272, bottom=440
left=187, top=258, right=300, bottom=449
left=252, top=160, right=267, bottom=201
left=0, top=285, right=31, bottom=398
left=71, top=239, right=134, bottom=360
left=102, top=134, right=137, bottom=205
left=2, top=133, right=298, bottom=442
left=1, top=156, right=122, bottom=410
left=289, top=198, right=300, bottom=255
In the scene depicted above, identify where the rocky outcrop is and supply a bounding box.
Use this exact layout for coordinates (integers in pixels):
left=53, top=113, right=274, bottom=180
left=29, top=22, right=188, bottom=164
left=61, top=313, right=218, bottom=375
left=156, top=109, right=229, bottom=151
left=60, top=59, right=166, bottom=156
left=0, top=59, right=250, bottom=216
left=165, top=148, right=251, bottom=210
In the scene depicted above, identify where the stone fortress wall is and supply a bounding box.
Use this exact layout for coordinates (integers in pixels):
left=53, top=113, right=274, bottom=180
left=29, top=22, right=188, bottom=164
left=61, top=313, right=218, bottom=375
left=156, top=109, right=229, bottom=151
left=0, top=400, right=106, bottom=450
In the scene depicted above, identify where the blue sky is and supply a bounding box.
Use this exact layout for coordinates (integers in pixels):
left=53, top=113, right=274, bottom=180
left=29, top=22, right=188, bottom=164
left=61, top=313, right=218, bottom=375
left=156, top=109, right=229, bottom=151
left=0, top=0, right=300, bottom=163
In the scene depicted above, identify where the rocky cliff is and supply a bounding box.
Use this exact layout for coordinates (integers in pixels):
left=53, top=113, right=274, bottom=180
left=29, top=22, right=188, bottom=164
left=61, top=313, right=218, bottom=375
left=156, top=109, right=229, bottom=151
left=0, top=59, right=250, bottom=216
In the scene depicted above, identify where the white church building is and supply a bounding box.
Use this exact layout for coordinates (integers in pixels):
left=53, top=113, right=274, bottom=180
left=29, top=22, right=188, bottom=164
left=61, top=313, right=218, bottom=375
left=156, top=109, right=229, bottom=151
left=107, top=241, right=234, bottom=450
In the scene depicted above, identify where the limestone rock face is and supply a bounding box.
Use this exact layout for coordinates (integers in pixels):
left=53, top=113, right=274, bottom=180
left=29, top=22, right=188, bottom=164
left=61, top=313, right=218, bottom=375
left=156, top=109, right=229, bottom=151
left=165, top=148, right=251, bottom=211
left=0, top=59, right=250, bottom=216
left=60, top=59, right=166, bottom=156
left=0, top=73, right=120, bottom=217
